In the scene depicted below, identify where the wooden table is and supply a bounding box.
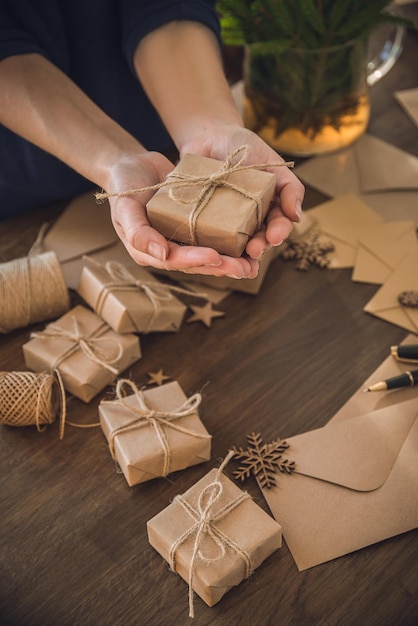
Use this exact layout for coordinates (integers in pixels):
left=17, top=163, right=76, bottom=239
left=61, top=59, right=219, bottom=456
left=1, top=24, right=418, bottom=626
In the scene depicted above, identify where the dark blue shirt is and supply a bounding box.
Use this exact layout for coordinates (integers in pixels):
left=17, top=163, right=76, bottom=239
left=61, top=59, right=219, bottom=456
left=0, top=0, right=220, bottom=218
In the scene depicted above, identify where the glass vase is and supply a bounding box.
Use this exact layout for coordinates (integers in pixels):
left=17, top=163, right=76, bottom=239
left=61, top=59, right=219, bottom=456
left=243, top=39, right=373, bottom=156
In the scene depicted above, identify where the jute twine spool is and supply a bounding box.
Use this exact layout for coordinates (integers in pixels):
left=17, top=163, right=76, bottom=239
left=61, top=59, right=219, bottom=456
left=0, top=370, right=66, bottom=439
left=0, top=250, right=70, bottom=333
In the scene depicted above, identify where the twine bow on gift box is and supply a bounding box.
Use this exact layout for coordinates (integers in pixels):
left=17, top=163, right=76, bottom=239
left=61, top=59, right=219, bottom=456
left=95, top=145, right=294, bottom=247
left=31, top=316, right=123, bottom=374
left=169, top=450, right=253, bottom=619
left=103, top=379, right=208, bottom=477
left=86, top=259, right=208, bottom=333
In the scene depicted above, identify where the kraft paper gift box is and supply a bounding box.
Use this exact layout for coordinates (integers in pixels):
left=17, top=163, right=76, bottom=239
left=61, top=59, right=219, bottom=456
left=146, top=151, right=277, bottom=257
left=22, top=304, right=141, bottom=402
left=147, top=465, right=282, bottom=610
left=77, top=259, right=187, bottom=333
left=99, top=380, right=211, bottom=486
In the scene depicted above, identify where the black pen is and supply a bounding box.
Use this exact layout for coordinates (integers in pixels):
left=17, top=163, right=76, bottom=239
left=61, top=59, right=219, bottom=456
left=391, top=344, right=418, bottom=364
left=364, top=369, right=418, bottom=392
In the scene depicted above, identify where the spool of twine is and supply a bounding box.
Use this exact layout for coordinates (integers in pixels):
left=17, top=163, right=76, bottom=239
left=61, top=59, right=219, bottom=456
left=0, top=250, right=70, bottom=333
left=0, top=370, right=66, bottom=439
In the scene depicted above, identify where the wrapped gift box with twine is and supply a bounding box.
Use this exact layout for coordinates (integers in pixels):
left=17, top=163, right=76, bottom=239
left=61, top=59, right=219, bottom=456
left=22, top=305, right=141, bottom=403
left=147, top=452, right=282, bottom=617
left=77, top=259, right=187, bottom=334
left=99, top=380, right=212, bottom=486
left=146, top=147, right=277, bottom=257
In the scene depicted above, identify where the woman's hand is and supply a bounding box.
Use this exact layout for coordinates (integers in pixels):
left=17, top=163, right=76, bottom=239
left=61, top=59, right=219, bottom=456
left=179, top=123, right=305, bottom=260
left=103, top=150, right=259, bottom=278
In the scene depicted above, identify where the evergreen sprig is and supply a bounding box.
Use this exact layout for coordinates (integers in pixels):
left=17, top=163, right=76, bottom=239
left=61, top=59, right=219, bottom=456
left=216, top=0, right=410, bottom=48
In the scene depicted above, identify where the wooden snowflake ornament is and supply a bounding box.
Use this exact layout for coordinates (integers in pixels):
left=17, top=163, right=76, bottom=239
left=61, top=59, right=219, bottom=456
left=279, top=229, right=335, bottom=271
left=231, top=432, right=295, bottom=489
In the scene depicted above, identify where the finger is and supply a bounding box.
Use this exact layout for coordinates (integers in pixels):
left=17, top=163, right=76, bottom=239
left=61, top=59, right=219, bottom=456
left=110, top=195, right=170, bottom=262
left=245, top=225, right=272, bottom=259
left=276, top=175, right=305, bottom=223
left=264, top=204, right=294, bottom=246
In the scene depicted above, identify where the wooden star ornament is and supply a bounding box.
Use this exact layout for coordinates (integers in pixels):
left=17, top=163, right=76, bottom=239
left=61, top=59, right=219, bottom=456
left=187, top=301, right=225, bottom=328
left=231, top=432, right=295, bottom=489
left=147, top=369, right=171, bottom=386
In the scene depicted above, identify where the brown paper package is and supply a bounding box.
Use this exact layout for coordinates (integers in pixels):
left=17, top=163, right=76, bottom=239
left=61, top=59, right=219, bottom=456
left=146, top=153, right=276, bottom=257
left=77, top=261, right=187, bottom=334
left=99, top=381, right=211, bottom=486
left=22, top=305, right=141, bottom=403
left=147, top=468, right=282, bottom=607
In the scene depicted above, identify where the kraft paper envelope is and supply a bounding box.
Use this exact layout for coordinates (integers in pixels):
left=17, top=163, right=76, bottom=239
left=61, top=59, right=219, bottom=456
left=395, top=88, right=418, bottom=128
left=364, top=248, right=418, bottom=334
left=307, top=194, right=384, bottom=267
left=41, top=192, right=133, bottom=289
left=332, top=334, right=418, bottom=421
left=352, top=220, right=418, bottom=284
left=261, top=399, right=418, bottom=571
left=355, top=191, right=418, bottom=225
left=295, top=134, right=418, bottom=196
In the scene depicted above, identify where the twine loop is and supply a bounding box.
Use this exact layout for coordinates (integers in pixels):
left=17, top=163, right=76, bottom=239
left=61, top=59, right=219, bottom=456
left=31, top=316, right=123, bottom=375
left=103, top=378, right=206, bottom=477
left=95, top=145, right=294, bottom=247
left=169, top=450, right=253, bottom=618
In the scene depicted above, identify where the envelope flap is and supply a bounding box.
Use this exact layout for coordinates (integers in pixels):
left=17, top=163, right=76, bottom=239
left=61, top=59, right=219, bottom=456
left=355, top=135, right=418, bottom=192
left=287, top=400, right=417, bottom=491
left=363, top=249, right=418, bottom=330
left=42, top=192, right=117, bottom=263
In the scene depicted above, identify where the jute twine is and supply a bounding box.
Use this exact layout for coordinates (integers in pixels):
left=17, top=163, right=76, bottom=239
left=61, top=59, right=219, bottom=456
left=86, top=258, right=208, bottom=333
left=169, top=450, right=253, bottom=618
left=95, top=145, right=294, bottom=247
left=0, top=370, right=66, bottom=439
left=102, top=378, right=208, bottom=477
left=0, top=249, right=70, bottom=334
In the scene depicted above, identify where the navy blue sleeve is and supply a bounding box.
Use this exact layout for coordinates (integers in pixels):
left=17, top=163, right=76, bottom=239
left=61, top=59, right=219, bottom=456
left=121, top=0, right=221, bottom=75
left=0, top=1, right=68, bottom=67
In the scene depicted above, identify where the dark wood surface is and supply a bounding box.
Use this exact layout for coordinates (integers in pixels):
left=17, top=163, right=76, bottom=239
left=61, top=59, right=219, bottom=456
left=1, top=24, right=418, bottom=626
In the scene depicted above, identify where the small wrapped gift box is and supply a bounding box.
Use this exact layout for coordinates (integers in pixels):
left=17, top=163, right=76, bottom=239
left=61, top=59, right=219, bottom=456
left=99, top=380, right=211, bottom=486
left=147, top=461, right=282, bottom=614
left=146, top=149, right=276, bottom=257
left=77, top=259, right=187, bottom=334
left=22, top=305, right=141, bottom=402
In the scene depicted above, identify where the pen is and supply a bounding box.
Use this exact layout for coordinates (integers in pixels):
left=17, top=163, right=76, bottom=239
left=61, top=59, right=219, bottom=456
left=391, top=344, right=418, bottom=364
left=364, top=369, right=418, bottom=392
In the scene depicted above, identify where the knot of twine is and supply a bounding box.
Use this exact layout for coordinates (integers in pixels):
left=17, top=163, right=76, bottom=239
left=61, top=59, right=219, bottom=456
left=31, top=316, right=123, bottom=375
left=88, top=259, right=208, bottom=333
left=103, top=378, right=207, bottom=477
left=0, top=250, right=70, bottom=334
left=0, top=370, right=66, bottom=439
left=169, top=450, right=252, bottom=618
left=95, top=145, right=294, bottom=247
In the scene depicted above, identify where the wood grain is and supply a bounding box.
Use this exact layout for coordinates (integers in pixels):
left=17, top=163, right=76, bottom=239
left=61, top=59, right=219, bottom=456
left=1, top=26, right=418, bottom=626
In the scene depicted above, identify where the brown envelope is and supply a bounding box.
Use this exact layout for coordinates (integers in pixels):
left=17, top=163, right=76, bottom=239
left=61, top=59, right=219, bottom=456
left=261, top=399, right=418, bottom=571
left=295, top=134, right=418, bottom=196
left=395, top=87, right=418, bottom=128
left=364, top=248, right=418, bottom=333
left=307, top=194, right=384, bottom=268
left=332, top=334, right=418, bottom=420
left=41, top=192, right=133, bottom=289
left=352, top=220, right=418, bottom=284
